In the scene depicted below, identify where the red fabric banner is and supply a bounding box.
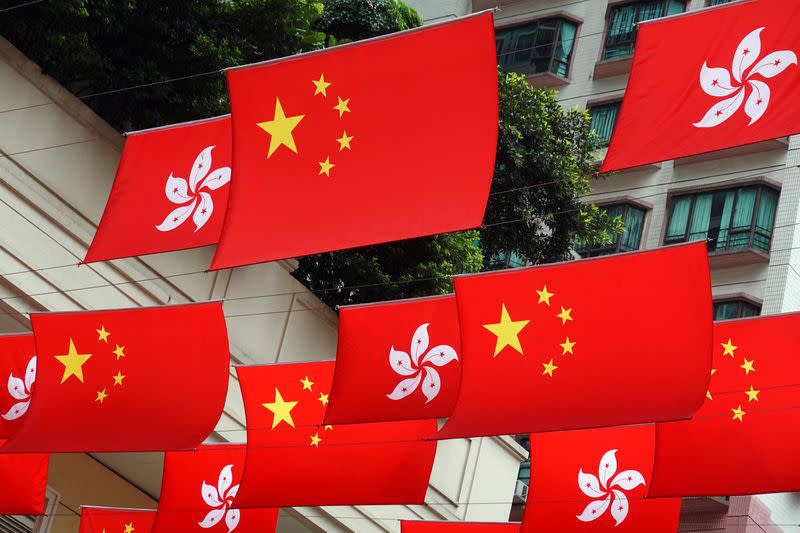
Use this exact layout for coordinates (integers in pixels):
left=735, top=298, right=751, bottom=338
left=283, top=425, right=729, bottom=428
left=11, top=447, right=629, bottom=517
left=78, top=507, right=156, bottom=533
left=324, top=294, right=461, bottom=425
left=152, top=444, right=278, bottom=533
left=0, top=444, right=48, bottom=515
left=84, top=115, right=231, bottom=262
left=651, top=313, right=800, bottom=496
left=402, top=522, right=520, bottom=532
left=235, top=361, right=437, bottom=507
left=602, top=0, right=800, bottom=172
left=1, top=302, right=229, bottom=452
left=438, top=243, right=712, bottom=439
left=521, top=425, right=680, bottom=533
left=211, top=12, right=497, bottom=268
left=0, top=334, right=36, bottom=438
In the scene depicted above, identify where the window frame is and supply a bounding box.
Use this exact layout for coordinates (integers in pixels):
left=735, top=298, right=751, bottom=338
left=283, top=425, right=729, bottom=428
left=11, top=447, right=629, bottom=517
left=713, top=297, right=762, bottom=321
left=588, top=100, right=622, bottom=147
left=576, top=201, right=649, bottom=258
left=495, top=15, right=581, bottom=79
left=601, top=0, right=686, bottom=61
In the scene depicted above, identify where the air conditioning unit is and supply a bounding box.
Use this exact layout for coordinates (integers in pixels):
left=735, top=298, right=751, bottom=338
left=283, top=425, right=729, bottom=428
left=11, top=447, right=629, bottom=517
left=0, top=515, right=35, bottom=533
left=513, top=479, right=529, bottom=503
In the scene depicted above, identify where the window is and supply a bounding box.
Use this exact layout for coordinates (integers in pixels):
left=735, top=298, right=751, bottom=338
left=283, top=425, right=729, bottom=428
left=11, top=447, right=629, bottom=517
left=491, top=251, right=527, bottom=269
left=713, top=300, right=761, bottom=320
left=577, top=203, right=646, bottom=257
left=515, top=436, right=531, bottom=485
left=496, top=18, right=578, bottom=77
left=603, top=0, right=685, bottom=60
left=589, top=102, right=621, bottom=146
left=708, top=0, right=734, bottom=5
left=664, top=185, right=778, bottom=253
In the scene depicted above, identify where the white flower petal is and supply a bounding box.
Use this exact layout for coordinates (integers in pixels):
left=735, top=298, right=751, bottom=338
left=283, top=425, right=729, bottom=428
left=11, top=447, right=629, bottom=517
left=386, top=373, right=422, bottom=401
left=421, top=367, right=441, bottom=403
left=744, top=80, right=771, bottom=125
left=693, top=89, right=745, bottom=128
left=578, top=469, right=606, bottom=498
left=200, top=167, right=231, bottom=191
left=218, top=464, right=234, bottom=499
left=610, top=489, right=630, bottom=526
left=421, top=345, right=458, bottom=367
left=748, top=50, right=798, bottom=79
left=155, top=199, right=197, bottom=232
left=389, top=346, right=416, bottom=376
left=733, top=27, right=763, bottom=83
left=576, top=494, right=611, bottom=523
left=201, top=480, right=222, bottom=508
left=226, top=483, right=239, bottom=501
left=610, top=469, right=646, bottom=490
left=198, top=507, right=226, bottom=529
left=190, top=146, right=214, bottom=193
left=410, top=323, right=430, bottom=365
left=1, top=399, right=29, bottom=421
left=598, top=449, right=617, bottom=489
left=193, top=192, right=214, bottom=232
left=24, top=357, right=36, bottom=392
left=225, top=508, right=240, bottom=533
left=699, top=62, right=739, bottom=97
left=7, top=374, right=26, bottom=401
left=165, top=173, right=193, bottom=204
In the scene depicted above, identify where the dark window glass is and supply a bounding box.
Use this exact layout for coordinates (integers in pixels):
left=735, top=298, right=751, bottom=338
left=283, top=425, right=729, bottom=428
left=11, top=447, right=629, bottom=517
left=589, top=102, right=621, bottom=146
left=708, top=0, right=734, bottom=5
left=713, top=300, right=761, bottom=321
left=576, top=203, right=647, bottom=257
left=497, top=18, right=578, bottom=77
left=603, top=0, right=686, bottom=60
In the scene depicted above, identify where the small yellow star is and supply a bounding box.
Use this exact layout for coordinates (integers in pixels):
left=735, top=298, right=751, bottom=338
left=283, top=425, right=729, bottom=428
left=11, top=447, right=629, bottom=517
left=113, top=344, right=125, bottom=360
left=740, top=357, right=755, bottom=375
left=318, top=156, right=335, bottom=176
left=300, top=376, right=314, bottom=391
left=560, top=337, right=576, bottom=355
left=721, top=338, right=737, bottom=357
left=309, top=432, right=322, bottom=447
left=711, top=368, right=717, bottom=375
left=124, top=523, right=135, bottom=533
left=318, top=392, right=329, bottom=406
left=482, top=304, right=530, bottom=357
left=536, top=286, right=554, bottom=306
left=312, top=74, right=331, bottom=97
left=324, top=425, right=333, bottom=430
left=745, top=385, right=760, bottom=402
left=334, top=96, right=351, bottom=117
left=113, top=371, right=125, bottom=386
left=706, top=390, right=713, bottom=400
left=336, top=130, right=354, bottom=151
left=54, top=338, right=93, bottom=384
left=262, top=388, right=299, bottom=429
left=542, top=359, right=558, bottom=377
left=95, top=389, right=108, bottom=404
left=96, top=325, right=110, bottom=343
left=556, top=306, right=573, bottom=325
left=257, top=98, right=305, bottom=158
left=731, top=404, right=746, bottom=422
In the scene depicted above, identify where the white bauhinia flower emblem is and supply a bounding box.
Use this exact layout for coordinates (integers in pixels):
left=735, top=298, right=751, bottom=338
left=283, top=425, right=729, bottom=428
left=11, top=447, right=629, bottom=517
left=198, top=464, right=240, bottom=533
left=694, top=27, right=797, bottom=128
left=576, top=449, right=645, bottom=527
left=156, top=146, right=231, bottom=232
left=1, top=356, right=36, bottom=421
left=386, top=323, right=458, bottom=403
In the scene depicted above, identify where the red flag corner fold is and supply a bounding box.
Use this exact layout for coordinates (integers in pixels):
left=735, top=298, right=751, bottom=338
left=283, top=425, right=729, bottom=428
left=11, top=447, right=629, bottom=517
left=0, top=445, right=48, bottom=515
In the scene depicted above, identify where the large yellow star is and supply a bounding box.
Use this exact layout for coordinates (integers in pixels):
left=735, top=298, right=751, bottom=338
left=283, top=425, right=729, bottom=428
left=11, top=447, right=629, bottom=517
left=309, top=432, right=322, bottom=447
left=257, top=98, right=305, bottom=158
left=96, top=325, right=110, bottom=343
left=54, top=339, right=92, bottom=384
left=721, top=338, right=737, bottom=357
left=560, top=337, right=576, bottom=355
left=542, top=359, right=558, bottom=377
left=536, top=286, right=554, bottom=306
left=740, top=358, right=755, bottom=375
left=731, top=404, right=746, bottom=422
left=124, top=523, right=135, bottom=533
left=482, top=304, right=530, bottom=357
left=745, top=385, right=760, bottom=402
left=312, top=74, right=331, bottom=97
left=262, top=388, right=298, bottom=429
left=95, top=389, right=108, bottom=404
left=318, top=157, right=335, bottom=176
left=300, top=376, right=314, bottom=391
left=556, top=306, right=573, bottom=325
left=113, top=371, right=126, bottom=386
left=334, top=96, right=351, bottom=117
left=336, top=130, right=354, bottom=151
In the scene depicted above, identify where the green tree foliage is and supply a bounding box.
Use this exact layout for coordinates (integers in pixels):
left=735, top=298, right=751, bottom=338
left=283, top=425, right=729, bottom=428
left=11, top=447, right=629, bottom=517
left=315, top=0, right=422, bottom=43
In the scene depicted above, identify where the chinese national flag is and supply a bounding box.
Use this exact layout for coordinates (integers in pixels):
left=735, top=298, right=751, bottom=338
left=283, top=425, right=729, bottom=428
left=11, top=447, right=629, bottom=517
left=0, top=334, right=36, bottom=438
left=402, top=522, right=520, bottom=532
left=0, top=302, right=230, bottom=452
left=78, top=507, right=156, bottom=533
left=521, top=425, right=680, bottom=533
left=324, top=295, right=461, bottom=425
left=0, top=445, right=48, bottom=515
left=211, top=12, right=497, bottom=268
left=151, top=444, right=278, bottom=533
left=438, top=243, right=712, bottom=439
left=651, top=313, right=800, bottom=496
left=234, top=361, right=437, bottom=507
left=84, top=115, right=231, bottom=263
left=602, top=0, right=800, bottom=172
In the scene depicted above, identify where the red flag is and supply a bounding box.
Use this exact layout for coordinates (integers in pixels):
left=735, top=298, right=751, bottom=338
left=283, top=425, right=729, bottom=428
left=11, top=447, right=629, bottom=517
left=602, top=0, right=800, bottom=172
left=521, top=425, right=680, bottom=533
left=324, top=295, right=461, bottom=425
left=0, top=334, right=36, bottom=438
left=235, top=361, right=437, bottom=507
left=438, top=243, right=712, bottom=439
left=79, top=507, right=156, bottom=533
left=0, top=302, right=229, bottom=452
left=152, top=444, right=278, bottom=533
left=402, top=522, right=519, bottom=532
left=651, top=313, right=800, bottom=496
left=211, top=13, right=497, bottom=268
left=84, top=115, right=231, bottom=262
left=0, top=445, right=48, bottom=515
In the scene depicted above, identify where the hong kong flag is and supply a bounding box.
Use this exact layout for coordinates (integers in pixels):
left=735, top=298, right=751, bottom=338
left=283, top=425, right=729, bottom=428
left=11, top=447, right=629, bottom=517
left=151, top=444, right=278, bottom=533
left=602, top=0, right=800, bottom=172
left=402, top=522, right=520, bottom=532
left=0, top=334, right=36, bottom=438
left=521, top=425, right=680, bottom=533
left=651, top=313, right=800, bottom=496
left=0, top=302, right=230, bottom=452
left=324, top=295, right=461, bottom=425
left=438, top=243, right=712, bottom=439
left=78, top=507, right=156, bottom=533
left=211, top=12, right=497, bottom=268
left=235, top=361, right=437, bottom=507
left=0, top=445, right=48, bottom=515
left=84, top=115, right=231, bottom=263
